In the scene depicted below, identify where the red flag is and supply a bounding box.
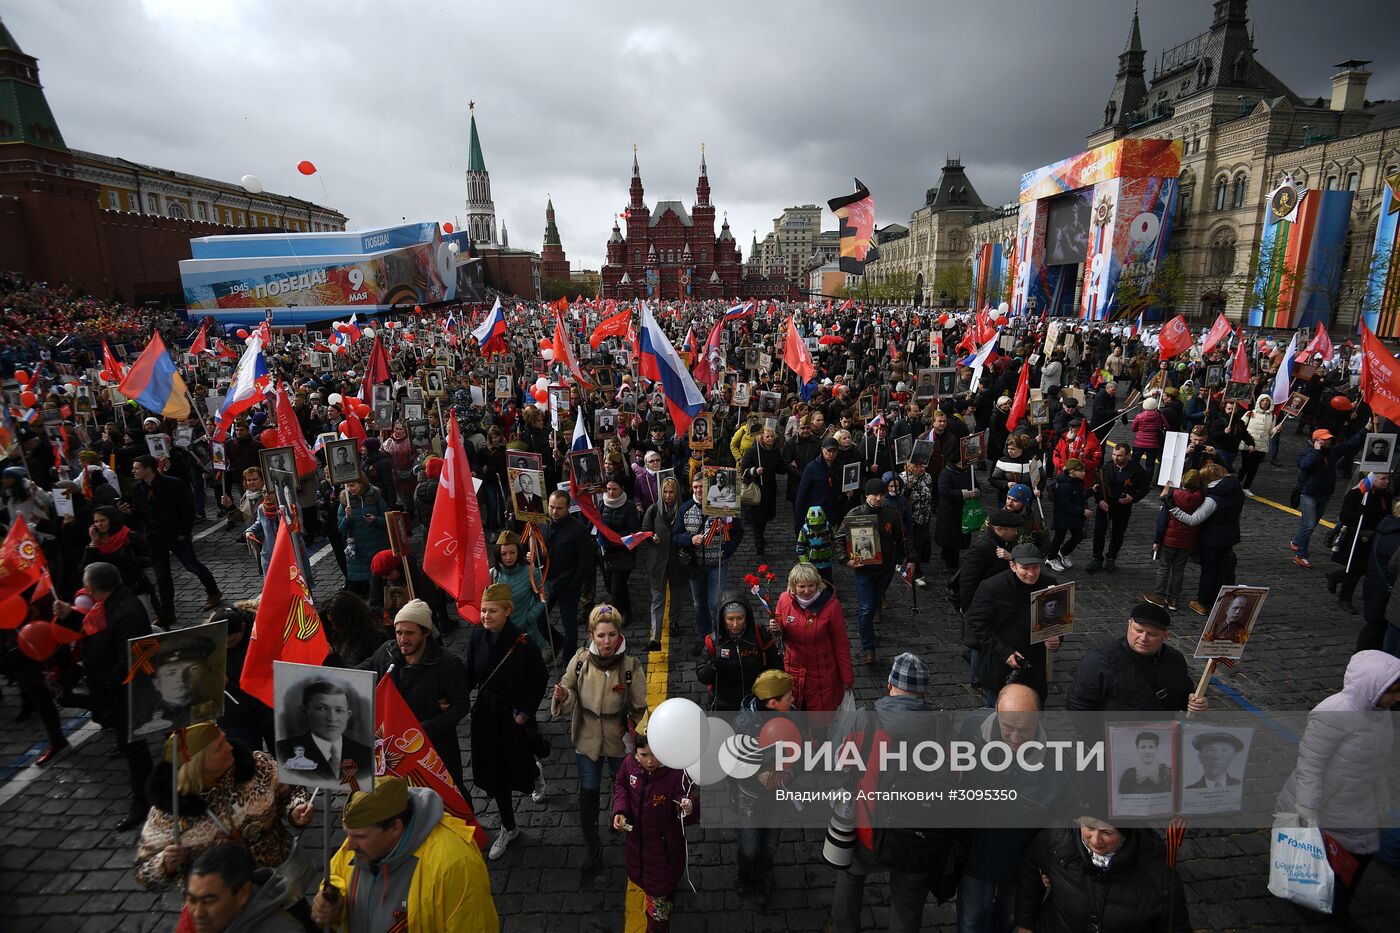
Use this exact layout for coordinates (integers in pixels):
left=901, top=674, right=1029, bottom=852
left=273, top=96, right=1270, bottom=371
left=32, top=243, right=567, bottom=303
left=0, top=515, right=47, bottom=615
left=570, top=473, right=653, bottom=550
left=359, top=335, right=392, bottom=403
left=374, top=674, right=489, bottom=851
left=1007, top=358, right=1032, bottom=428
left=189, top=320, right=209, bottom=356
left=782, top=315, right=816, bottom=384
left=272, top=384, right=319, bottom=476
left=215, top=339, right=238, bottom=361
left=1301, top=322, right=1335, bottom=363
left=1360, top=324, right=1400, bottom=424
left=589, top=307, right=632, bottom=349
left=423, top=419, right=490, bottom=624
left=239, top=520, right=329, bottom=705
left=1157, top=314, right=1193, bottom=360
left=339, top=406, right=368, bottom=445
left=101, top=340, right=126, bottom=381
left=1201, top=313, right=1232, bottom=356
left=552, top=313, right=593, bottom=391
left=1229, top=327, right=1251, bottom=383
left=691, top=319, right=725, bottom=387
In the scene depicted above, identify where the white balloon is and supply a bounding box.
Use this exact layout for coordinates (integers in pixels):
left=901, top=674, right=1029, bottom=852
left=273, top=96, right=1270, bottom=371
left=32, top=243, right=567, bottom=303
left=535, top=400, right=549, bottom=412
left=240, top=174, right=263, bottom=194
left=362, top=327, right=376, bottom=339
left=685, top=717, right=735, bottom=786
left=328, top=393, right=343, bottom=406
left=447, top=241, right=460, bottom=254
left=997, top=301, right=1010, bottom=316
left=535, top=376, right=549, bottom=388
left=541, top=349, right=554, bottom=361
left=647, top=698, right=709, bottom=770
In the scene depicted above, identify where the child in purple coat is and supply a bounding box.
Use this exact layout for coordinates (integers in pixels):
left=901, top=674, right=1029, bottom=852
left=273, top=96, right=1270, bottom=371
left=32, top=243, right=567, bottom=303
left=612, top=723, right=700, bottom=932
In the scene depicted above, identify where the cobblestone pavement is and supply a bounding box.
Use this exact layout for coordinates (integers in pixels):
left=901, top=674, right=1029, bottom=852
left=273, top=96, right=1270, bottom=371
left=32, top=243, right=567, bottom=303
left=2, top=422, right=1398, bottom=931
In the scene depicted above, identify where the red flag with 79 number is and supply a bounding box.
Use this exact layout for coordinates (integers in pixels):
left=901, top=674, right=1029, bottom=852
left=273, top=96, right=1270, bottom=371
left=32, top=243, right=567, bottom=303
left=423, top=418, right=490, bottom=623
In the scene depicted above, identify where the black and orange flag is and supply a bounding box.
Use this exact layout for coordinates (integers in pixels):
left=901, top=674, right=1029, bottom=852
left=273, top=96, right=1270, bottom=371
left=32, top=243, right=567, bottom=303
left=828, top=177, right=880, bottom=275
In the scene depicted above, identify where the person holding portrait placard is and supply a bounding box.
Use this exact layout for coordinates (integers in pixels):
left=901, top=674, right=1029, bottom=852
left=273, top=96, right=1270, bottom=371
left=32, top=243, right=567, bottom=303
left=1326, top=472, right=1393, bottom=614
left=133, top=722, right=314, bottom=891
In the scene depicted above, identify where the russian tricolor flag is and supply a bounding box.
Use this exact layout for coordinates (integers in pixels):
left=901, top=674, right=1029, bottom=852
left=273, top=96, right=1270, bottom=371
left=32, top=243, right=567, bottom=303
left=117, top=332, right=191, bottom=420
left=572, top=409, right=592, bottom=452
left=214, top=335, right=269, bottom=439
left=723, top=299, right=755, bottom=322
left=471, top=297, right=507, bottom=353
left=638, top=301, right=705, bottom=434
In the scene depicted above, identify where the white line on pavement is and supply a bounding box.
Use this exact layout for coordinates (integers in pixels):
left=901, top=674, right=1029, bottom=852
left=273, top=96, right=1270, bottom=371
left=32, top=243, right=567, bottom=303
left=0, top=721, right=101, bottom=809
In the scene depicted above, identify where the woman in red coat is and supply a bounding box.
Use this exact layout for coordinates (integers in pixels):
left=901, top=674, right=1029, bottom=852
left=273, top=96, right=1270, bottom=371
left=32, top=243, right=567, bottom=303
left=767, top=562, right=854, bottom=712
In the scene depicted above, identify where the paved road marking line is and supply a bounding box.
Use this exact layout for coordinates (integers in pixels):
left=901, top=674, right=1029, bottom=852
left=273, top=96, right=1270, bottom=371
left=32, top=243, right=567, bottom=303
left=624, top=584, right=673, bottom=932
left=0, top=720, right=101, bottom=808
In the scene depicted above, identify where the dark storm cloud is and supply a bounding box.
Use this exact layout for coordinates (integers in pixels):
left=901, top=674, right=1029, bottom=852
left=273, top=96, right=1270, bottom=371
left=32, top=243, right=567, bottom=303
left=7, top=0, right=1394, bottom=271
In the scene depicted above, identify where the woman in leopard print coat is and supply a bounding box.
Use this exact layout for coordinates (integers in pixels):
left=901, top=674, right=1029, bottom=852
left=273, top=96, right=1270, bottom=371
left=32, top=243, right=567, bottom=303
left=133, top=727, right=313, bottom=889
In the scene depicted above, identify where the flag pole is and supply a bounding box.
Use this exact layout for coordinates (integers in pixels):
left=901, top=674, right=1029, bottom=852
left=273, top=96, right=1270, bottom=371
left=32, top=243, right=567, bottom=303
left=1343, top=488, right=1369, bottom=574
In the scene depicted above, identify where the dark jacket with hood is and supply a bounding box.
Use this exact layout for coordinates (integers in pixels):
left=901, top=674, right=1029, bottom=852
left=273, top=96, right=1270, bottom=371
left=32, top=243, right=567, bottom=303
left=358, top=637, right=471, bottom=785
left=696, top=592, right=782, bottom=711
left=1015, top=826, right=1190, bottom=933
left=83, top=584, right=152, bottom=730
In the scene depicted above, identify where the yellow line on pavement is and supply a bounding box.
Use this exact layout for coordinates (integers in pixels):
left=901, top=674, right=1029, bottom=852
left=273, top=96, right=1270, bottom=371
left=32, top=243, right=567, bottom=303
left=623, top=584, right=673, bottom=931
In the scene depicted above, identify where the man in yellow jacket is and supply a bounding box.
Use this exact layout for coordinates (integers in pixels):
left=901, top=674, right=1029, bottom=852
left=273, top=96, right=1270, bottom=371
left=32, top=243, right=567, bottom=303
left=310, top=777, right=498, bottom=932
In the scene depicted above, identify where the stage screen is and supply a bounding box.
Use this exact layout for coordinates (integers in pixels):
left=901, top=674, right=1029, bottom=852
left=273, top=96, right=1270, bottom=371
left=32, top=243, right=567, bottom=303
left=1045, top=189, right=1092, bottom=266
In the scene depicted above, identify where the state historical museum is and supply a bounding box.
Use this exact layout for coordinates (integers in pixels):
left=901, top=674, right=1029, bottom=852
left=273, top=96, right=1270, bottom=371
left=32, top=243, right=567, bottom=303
left=601, top=147, right=791, bottom=301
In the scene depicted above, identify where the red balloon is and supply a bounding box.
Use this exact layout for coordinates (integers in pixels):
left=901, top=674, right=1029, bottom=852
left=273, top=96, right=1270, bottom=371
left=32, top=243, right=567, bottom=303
left=531, top=386, right=547, bottom=403
left=938, top=313, right=950, bottom=325
left=18, top=621, right=58, bottom=661
left=338, top=420, right=353, bottom=436
left=99, top=369, right=114, bottom=383
left=414, top=305, right=422, bottom=314
left=297, top=160, right=317, bottom=176
left=0, top=592, right=27, bottom=629
left=539, top=337, right=553, bottom=350
left=442, top=223, right=453, bottom=234
left=1330, top=395, right=1354, bottom=412
left=259, top=428, right=280, bottom=447
left=236, top=328, right=249, bottom=338
left=13, top=370, right=29, bottom=385
left=758, top=717, right=803, bottom=767
left=19, top=390, right=37, bottom=408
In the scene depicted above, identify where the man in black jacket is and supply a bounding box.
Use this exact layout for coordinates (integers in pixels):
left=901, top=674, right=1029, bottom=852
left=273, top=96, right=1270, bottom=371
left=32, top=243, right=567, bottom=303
left=782, top=416, right=823, bottom=522
left=1086, top=443, right=1149, bottom=573
left=1089, top=381, right=1118, bottom=443
left=839, top=478, right=909, bottom=666
left=357, top=599, right=470, bottom=790
left=1064, top=602, right=1207, bottom=712
left=129, top=455, right=222, bottom=624
left=958, top=510, right=1025, bottom=613
left=534, top=490, right=596, bottom=650
left=54, top=561, right=154, bottom=829
left=964, top=544, right=1062, bottom=706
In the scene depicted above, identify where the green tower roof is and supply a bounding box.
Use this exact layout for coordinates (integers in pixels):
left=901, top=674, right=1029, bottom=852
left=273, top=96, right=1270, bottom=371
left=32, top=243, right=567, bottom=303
left=468, top=111, right=486, bottom=173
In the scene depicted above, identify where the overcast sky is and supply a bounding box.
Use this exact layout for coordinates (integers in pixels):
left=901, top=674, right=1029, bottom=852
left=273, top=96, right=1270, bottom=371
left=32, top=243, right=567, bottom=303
left=8, top=0, right=1395, bottom=270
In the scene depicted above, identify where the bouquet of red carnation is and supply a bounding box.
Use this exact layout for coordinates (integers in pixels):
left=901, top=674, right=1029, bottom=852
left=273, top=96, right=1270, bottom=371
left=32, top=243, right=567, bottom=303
left=744, top=563, right=779, bottom=615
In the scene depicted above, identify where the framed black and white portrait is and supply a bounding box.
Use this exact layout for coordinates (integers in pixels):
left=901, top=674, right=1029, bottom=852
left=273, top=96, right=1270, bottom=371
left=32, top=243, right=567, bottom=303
left=840, top=460, right=861, bottom=493
left=689, top=413, right=714, bottom=450
left=1178, top=723, right=1252, bottom=815
left=273, top=661, right=376, bottom=790
left=1108, top=723, right=1176, bottom=819
left=568, top=450, right=605, bottom=495
left=127, top=621, right=227, bottom=740
left=424, top=368, right=447, bottom=398
left=508, top=467, right=548, bottom=522
left=595, top=408, right=619, bottom=438
left=702, top=466, right=739, bottom=518
left=1360, top=433, right=1396, bottom=474
left=326, top=439, right=360, bottom=485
